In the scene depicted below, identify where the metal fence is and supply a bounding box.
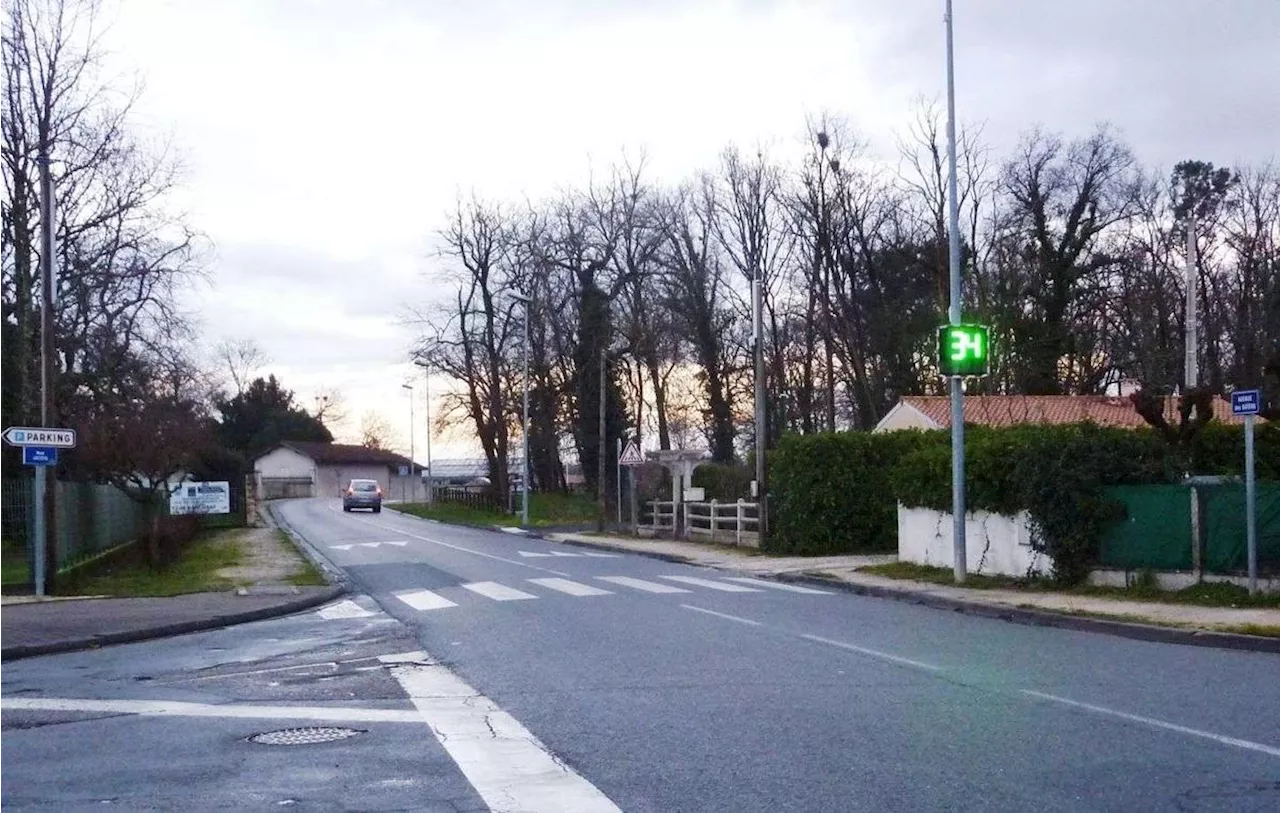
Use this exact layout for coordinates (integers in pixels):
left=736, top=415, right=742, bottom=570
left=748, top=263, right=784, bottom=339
left=195, top=477, right=249, bottom=529
left=259, top=477, right=315, bottom=500
left=436, top=486, right=504, bottom=513
left=56, top=480, right=153, bottom=569
left=1, top=478, right=35, bottom=591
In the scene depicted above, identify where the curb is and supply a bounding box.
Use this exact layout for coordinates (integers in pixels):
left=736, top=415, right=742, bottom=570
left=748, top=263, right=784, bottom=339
left=771, top=573, right=1280, bottom=654
left=542, top=535, right=1280, bottom=655
left=550, top=534, right=697, bottom=566
left=267, top=502, right=352, bottom=589
left=0, top=585, right=346, bottom=662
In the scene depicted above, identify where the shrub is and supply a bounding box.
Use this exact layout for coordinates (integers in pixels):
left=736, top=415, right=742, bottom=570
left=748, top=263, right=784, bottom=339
left=691, top=463, right=754, bottom=500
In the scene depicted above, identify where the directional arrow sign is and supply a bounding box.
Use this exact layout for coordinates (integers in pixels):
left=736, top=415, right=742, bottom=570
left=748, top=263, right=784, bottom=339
left=3, top=426, right=76, bottom=448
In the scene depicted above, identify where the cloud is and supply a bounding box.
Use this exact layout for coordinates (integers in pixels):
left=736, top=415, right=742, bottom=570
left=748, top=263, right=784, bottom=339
left=103, top=0, right=1276, bottom=460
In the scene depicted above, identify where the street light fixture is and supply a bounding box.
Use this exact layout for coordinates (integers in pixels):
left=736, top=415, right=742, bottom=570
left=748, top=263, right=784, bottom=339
left=512, top=292, right=532, bottom=528
left=401, top=383, right=415, bottom=503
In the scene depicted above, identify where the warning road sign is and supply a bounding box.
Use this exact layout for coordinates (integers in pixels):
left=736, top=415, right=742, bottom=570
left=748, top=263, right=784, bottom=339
left=618, top=440, right=644, bottom=466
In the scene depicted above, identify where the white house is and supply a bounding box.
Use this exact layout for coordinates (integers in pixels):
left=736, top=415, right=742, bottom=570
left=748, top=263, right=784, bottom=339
left=254, top=441, right=422, bottom=501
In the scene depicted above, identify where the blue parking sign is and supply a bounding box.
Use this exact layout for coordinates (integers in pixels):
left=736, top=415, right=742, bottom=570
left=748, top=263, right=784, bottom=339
left=23, top=446, right=58, bottom=466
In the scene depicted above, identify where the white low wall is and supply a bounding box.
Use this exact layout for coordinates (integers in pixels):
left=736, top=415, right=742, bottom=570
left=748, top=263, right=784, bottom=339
left=898, top=505, right=1053, bottom=578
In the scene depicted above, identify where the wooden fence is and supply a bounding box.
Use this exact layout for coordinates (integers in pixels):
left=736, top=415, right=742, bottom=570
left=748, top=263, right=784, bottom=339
left=646, top=499, right=760, bottom=547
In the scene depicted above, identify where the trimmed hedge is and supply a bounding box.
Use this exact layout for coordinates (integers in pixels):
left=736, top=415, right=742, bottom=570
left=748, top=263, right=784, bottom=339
left=691, top=463, right=754, bottom=501
left=767, top=429, right=933, bottom=555
left=767, top=418, right=1277, bottom=579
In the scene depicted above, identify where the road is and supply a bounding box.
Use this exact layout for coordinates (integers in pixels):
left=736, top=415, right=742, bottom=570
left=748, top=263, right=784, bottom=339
left=4, top=497, right=1280, bottom=812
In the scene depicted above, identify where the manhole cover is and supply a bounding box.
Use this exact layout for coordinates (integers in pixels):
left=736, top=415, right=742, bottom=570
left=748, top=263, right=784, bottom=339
left=248, top=726, right=364, bottom=745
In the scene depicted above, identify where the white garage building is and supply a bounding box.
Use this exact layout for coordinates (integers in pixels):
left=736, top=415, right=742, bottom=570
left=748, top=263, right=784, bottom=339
left=254, top=441, right=423, bottom=501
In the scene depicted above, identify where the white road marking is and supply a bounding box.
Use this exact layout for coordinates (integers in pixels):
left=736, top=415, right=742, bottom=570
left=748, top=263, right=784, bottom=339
left=801, top=634, right=942, bottom=672
left=359, top=542, right=383, bottom=548
left=1022, top=690, right=1280, bottom=759
left=597, top=576, right=691, bottom=594
left=394, top=589, right=458, bottom=612
left=329, top=544, right=354, bottom=551
left=681, top=604, right=763, bottom=627
left=529, top=578, right=612, bottom=597
left=548, top=551, right=584, bottom=557
left=722, top=577, right=832, bottom=594
left=462, top=581, right=538, bottom=601
left=336, top=512, right=570, bottom=576
left=380, top=652, right=622, bottom=812
left=316, top=599, right=375, bottom=619
left=661, top=575, right=761, bottom=592
left=385, top=541, right=407, bottom=547
left=498, top=527, right=529, bottom=535
left=2, top=696, right=423, bottom=724
left=579, top=551, right=619, bottom=558
left=518, top=551, right=556, bottom=558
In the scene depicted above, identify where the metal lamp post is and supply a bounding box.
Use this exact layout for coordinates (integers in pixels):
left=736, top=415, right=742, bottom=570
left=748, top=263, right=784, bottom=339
left=944, top=0, right=967, bottom=584
left=412, top=360, right=433, bottom=503
left=512, top=293, right=532, bottom=527
left=401, top=383, right=415, bottom=502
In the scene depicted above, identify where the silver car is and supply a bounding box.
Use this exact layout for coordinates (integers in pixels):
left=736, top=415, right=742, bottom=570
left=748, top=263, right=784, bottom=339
left=342, top=479, right=382, bottom=512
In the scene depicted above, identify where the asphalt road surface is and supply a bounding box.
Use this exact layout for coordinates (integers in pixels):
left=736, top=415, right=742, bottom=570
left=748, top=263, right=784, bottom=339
left=4, top=497, right=1279, bottom=812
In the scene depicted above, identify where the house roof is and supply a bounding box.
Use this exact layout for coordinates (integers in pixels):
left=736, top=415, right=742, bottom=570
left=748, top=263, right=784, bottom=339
left=881, top=395, right=1258, bottom=431
left=270, top=441, right=421, bottom=471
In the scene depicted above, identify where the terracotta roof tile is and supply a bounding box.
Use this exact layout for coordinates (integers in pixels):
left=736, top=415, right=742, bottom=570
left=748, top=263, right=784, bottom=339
left=900, top=395, right=1256, bottom=429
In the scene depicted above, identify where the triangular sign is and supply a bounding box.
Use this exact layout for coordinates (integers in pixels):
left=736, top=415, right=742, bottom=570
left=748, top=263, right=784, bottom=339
left=618, top=440, right=644, bottom=466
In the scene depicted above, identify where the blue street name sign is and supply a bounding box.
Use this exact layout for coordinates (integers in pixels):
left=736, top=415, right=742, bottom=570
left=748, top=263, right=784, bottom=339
left=1231, top=389, right=1261, bottom=416
left=23, top=446, right=58, bottom=466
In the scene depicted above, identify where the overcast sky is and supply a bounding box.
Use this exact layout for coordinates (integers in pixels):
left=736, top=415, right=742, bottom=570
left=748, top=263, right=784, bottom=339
left=101, top=0, right=1280, bottom=460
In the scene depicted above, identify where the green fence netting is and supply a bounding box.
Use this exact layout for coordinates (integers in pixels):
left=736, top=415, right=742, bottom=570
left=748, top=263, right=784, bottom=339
left=1099, top=485, right=1193, bottom=570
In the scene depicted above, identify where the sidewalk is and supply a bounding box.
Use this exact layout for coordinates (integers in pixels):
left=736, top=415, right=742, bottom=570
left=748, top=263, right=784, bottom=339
left=0, top=513, right=343, bottom=662
left=540, top=531, right=1280, bottom=654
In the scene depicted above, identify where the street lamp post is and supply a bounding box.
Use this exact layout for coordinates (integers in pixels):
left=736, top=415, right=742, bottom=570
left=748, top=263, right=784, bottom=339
left=401, top=383, right=415, bottom=503
left=945, top=0, right=967, bottom=583
left=412, top=360, right=434, bottom=503
left=512, top=293, right=532, bottom=528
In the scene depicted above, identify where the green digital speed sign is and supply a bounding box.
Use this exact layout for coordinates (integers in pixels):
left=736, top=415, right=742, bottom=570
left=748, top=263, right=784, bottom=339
left=938, top=324, right=990, bottom=376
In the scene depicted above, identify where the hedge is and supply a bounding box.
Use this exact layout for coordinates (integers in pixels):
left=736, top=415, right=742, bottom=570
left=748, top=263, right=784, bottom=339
left=767, top=429, right=933, bottom=555
left=691, top=463, right=754, bottom=501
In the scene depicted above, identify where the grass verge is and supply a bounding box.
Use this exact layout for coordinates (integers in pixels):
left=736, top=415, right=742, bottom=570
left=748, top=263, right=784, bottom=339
left=860, top=562, right=1280, bottom=609
left=2, top=540, right=31, bottom=592
left=59, top=529, right=245, bottom=597
left=278, top=529, right=327, bottom=586
left=393, top=492, right=601, bottom=529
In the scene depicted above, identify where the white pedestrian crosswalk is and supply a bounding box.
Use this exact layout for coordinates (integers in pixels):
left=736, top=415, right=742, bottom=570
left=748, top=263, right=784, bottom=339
left=395, top=589, right=459, bottom=611
left=660, top=575, right=761, bottom=593
left=462, top=581, right=538, bottom=601
left=370, top=574, right=833, bottom=616
left=528, top=578, right=612, bottom=597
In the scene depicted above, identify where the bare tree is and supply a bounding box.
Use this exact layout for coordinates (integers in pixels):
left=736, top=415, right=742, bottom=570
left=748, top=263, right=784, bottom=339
left=214, top=337, right=269, bottom=397
left=359, top=410, right=398, bottom=451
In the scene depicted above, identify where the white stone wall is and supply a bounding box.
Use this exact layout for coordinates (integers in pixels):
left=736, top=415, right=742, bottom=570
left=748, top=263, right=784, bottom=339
left=898, top=505, right=1053, bottom=578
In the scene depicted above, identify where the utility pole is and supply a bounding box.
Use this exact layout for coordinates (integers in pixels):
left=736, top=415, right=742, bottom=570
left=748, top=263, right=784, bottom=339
left=1184, top=212, right=1198, bottom=390
left=597, top=340, right=607, bottom=533
left=944, top=0, right=967, bottom=584
left=519, top=294, right=531, bottom=527
left=753, top=275, right=767, bottom=538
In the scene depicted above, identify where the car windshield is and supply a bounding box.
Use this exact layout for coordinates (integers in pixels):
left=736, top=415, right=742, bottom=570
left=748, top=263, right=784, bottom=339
left=351, top=481, right=378, bottom=492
